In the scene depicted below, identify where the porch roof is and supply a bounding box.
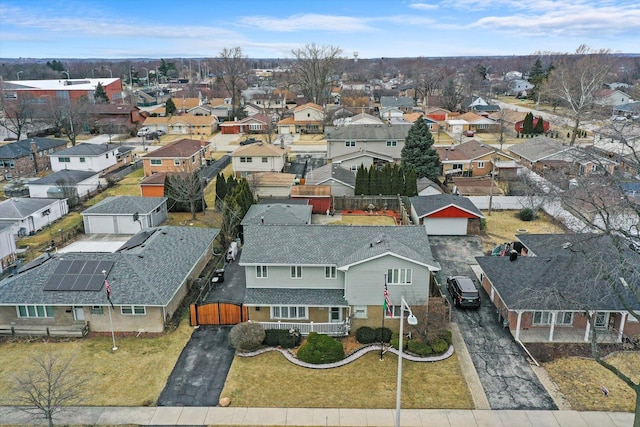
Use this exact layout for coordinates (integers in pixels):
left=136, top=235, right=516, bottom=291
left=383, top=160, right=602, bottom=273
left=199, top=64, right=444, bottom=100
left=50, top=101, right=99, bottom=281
left=244, top=288, right=347, bottom=306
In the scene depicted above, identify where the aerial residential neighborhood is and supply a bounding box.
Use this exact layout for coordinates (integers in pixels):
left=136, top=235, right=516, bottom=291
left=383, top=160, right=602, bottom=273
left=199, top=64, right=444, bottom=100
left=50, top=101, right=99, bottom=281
left=0, top=1, right=639, bottom=426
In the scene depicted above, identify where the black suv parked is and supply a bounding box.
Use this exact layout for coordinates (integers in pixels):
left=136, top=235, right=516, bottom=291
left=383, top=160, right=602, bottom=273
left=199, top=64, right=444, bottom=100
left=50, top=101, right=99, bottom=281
left=446, top=276, right=481, bottom=308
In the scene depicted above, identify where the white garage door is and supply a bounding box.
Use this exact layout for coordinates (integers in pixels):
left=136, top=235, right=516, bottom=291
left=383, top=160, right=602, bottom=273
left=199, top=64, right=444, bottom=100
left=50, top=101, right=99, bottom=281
left=86, top=216, right=116, bottom=234
left=423, top=218, right=468, bottom=235
left=280, top=127, right=290, bottom=134
left=115, top=216, right=142, bottom=234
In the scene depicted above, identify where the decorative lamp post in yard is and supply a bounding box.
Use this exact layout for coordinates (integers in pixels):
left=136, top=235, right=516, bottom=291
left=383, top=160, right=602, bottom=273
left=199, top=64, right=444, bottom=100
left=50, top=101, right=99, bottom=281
left=102, top=270, right=118, bottom=351
left=396, top=296, right=418, bottom=427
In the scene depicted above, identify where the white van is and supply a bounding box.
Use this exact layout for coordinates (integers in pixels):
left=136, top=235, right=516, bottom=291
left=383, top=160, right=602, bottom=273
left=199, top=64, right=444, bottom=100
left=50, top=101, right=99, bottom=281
left=137, top=127, right=151, bottom=137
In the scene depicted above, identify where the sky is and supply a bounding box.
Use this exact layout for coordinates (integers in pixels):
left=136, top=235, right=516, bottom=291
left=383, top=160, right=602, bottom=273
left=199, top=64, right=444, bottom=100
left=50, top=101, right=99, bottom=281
left=0, top=0, right=639, bottom=59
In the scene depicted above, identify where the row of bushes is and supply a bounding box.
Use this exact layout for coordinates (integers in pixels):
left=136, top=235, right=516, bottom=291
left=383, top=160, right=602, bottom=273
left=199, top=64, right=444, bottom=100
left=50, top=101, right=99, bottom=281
left=390, top=330, right=453, bottom=357
left=355, top=326, right=392, bottom=344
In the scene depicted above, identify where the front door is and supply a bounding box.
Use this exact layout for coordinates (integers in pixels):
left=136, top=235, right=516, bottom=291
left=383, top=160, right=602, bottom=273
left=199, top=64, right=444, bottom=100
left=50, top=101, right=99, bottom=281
left=329, top=307, right=342, bottom=323
left=73, top=306, right=85, bottom=321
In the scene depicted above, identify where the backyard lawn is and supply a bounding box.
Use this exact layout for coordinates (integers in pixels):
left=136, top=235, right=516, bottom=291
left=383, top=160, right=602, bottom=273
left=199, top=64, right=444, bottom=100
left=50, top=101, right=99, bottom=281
left=327, top=214, right=396, bottom=226
left=481, top=210, right=567, bottom=252
left=544, top=353, right=639, bottom=412
left=221, top=350, right=473, bottom=409
left=0, top=317, right=194, bottom=406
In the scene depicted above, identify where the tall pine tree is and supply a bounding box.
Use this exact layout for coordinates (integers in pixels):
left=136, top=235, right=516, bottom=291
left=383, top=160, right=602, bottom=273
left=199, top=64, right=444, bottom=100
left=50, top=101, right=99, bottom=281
left=392, top=164, right=404, bottom=195
left=355, top=164, right=367, bottom=195
left=94, top=82, right=109, bottom=103
left=215, top=173, right=227, bottom=209
left=401, top=116, right=440, bottom=181
left=404, top=167, right=418, bottom=196
left=380, top=164, right=392, bottom=195
left=533, top=116, right=545, bottom=134
left=522, top=112, right=534, bottom=134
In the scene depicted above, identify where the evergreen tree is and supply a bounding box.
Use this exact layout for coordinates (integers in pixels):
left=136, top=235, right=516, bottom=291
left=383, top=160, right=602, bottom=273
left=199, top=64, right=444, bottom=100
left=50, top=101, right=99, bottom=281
left=401, top=116, right=440, bottom=181
left=165, top=98, right=177, bottom=116
left=226, top=175, right=238, bottom=195
left=522, top=112, right=534, bottom=134
left=354, top=164, right=367, bottom=195
left=533, top=116, right=545, bottom=134
left=392, top=164, right=404, bottom=195
left=369, top=166, right=380, bottom=195
left=94, top=82, right=109, bottom=103
left=231, top=179, right=254, bottom=216
left=380, top=164, right=392, bottom=195
left=215, top=173, right=227, bottom=208
left=404, top=167, right=418, bottom=196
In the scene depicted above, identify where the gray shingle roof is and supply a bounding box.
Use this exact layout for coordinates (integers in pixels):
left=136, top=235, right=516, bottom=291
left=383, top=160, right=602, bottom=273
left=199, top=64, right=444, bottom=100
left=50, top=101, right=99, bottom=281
left=0, top=198, right=59, bottom=219
left=244, top=288, right=347, bottom=306
left=0, top=226, right=219, bottom=307
left=51, top=143, right=132, bottom=157
left=410, top=195, right=483, bottom=218
left=380, top=96, right=414, bottom=109
left=30, top=170, right=98, bottom=185
left=325, top=124, right=412, bottom=141
left=240, top=225, right=440, bottom=270
left=82, top=196, right=167, bottom=215
left=508, top=138, right=570, bottom=162
left=0, top=138, right=67, bottom=159
left=241, top=204, right=312, bottom=226
left=305, top=163, right=356, bottom=188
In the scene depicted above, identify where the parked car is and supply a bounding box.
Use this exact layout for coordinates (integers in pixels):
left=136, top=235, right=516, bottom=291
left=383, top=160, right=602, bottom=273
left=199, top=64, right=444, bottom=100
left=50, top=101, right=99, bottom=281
left=156, top=129, right=166, bottom=136
left=446, top=276, right=481, bottom=308
left=137, top=127, right=151, bottom=137
left=464, top=130, right=475, bottom=137
left=611, top=116, right=627, bottom=122
left=240, top=137, right=261, bottom=145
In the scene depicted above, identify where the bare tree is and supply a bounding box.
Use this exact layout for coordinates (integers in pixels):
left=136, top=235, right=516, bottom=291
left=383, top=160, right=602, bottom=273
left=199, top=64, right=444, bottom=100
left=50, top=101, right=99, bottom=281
left=55, top=179, right=80, bottom=207
left=218, top=47, right=247, bottom=119
left=440, top=79, right=464, bottom=112
left=9, top=349, right=87, bottom=427
left=165, top=171, right=206, bottom=220
left=0, top=93, right=35, bottom=140
left=290, top=43, right=343, bottom=105
left=543, top=45, right=611, bottom=146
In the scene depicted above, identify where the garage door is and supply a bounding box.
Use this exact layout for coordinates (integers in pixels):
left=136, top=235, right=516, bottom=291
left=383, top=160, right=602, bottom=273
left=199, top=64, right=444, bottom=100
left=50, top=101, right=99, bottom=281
left=280, top=127, right=290, bottom=134
left=86, top=216, right=115, bottom=234
left=423, top=218, right=468, bottom=235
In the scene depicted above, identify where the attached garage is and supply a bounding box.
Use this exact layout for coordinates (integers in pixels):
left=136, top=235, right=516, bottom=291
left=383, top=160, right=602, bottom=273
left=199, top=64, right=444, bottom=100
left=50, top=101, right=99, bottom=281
left=410, top=194, right=484, bottom=236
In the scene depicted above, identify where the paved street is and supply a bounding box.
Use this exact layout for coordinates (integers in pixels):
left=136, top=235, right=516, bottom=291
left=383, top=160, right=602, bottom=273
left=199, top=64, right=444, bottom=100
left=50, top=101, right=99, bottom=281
left=430, top=236, right=557, bottom=410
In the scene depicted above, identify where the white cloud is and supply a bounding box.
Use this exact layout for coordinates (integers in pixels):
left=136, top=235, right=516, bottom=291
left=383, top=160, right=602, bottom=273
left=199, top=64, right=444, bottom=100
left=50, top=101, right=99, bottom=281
left=408, top=2, right=440, bottom=10
left=239, top=14, right=374, bottom=33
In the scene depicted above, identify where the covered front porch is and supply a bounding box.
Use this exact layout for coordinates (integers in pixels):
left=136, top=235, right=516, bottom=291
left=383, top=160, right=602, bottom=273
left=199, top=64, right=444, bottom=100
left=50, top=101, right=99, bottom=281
left=255, top=319, right=350, bottom=337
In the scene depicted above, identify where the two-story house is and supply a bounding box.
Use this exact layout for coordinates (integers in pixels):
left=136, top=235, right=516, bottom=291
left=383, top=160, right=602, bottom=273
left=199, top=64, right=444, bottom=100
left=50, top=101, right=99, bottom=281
left=276, top=103, right=325, bottom=134
left=140, top=115, right=218, bottom=136
left=0, top=138, right=68, bottom=180
left=239, top=225, right=440, bottom=335
left=325, top=123, right=412, bottom=170
left=435, top=140, right=517, bottom=178
left=231, top=142, right=289, bottom=178
left=141, top=138, right=209, bottom=177
left=50, top=143, right=134, bottom=174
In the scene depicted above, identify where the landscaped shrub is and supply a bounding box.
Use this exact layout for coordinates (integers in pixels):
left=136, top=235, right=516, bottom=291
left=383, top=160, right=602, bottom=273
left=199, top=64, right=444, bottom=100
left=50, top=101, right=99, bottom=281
left=296, top=332, right=345, bottom=364
left=517, top=208, right=536, bottom=221
left=407, top=340, right=433, bottom=356
left=263, top=329, right=281, bottom=346
left=375, top=327, right=393, bottom=343
left=279, top=332, right=298, bottom=349
left=429, top=338, right=449, bottom=354
left=263, top=329, right=301, bottom=348
left=438, top=330, right=453, bottom=345
left=356, top=326, right=377, bottom=344
left=390, top=336, right=400, bottom=350
left=228, top=322, right=266, bottom=352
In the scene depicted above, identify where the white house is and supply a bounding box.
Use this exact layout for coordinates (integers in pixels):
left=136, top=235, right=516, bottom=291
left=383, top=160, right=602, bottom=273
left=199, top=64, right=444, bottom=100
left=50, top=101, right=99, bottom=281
left=0, top=223, right=17, bottom=272
left=28, top=170, right=100, bottom=200
left=231, top=143, right=289, bottom=178
left=0, top=197, right=69, bottom=236
left=50, top=144, right=134, bottom=173
left=81, top=196, right=168, bottom=235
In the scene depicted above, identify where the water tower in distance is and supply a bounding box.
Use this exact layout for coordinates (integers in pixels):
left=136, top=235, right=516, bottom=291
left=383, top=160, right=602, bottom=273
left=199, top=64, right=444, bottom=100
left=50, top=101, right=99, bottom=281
left=353, top=51, right=359, bottom=62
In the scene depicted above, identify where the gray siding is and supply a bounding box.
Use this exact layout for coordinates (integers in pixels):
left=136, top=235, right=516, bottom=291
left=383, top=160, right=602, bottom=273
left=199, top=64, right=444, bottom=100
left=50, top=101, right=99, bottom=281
left=245, top=265, right=344, bottom=290
left=344, top=255, right=430, bottom=306
left=328, top=140, right=404, bottom=163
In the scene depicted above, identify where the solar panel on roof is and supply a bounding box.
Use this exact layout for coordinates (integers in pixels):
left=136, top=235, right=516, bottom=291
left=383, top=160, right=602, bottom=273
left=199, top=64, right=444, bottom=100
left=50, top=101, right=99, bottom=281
left=44, top=260, right=115, bottom=292
left=117, top=229, right=157, bottom=252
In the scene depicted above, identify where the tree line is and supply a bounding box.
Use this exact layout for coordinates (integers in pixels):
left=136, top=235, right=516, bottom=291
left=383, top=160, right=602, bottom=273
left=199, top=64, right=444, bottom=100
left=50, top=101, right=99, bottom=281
left=354, top=164, right=417, bottom=196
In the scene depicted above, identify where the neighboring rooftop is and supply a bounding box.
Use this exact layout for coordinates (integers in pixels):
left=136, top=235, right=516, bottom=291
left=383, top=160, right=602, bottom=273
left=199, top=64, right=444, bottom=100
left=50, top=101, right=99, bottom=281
left=410, top=194, right=484, bottom=218
left=241, top=204, right=312, bottom=226
left=141, top=138, right=205, bottom=158
left=325, top=123, right=412, bottom=140
left=0, top=198, right=60, bottom=219
left=0, top=138, right=67, bottom=159
left=52, top=143, right=133, bottom=157
left=82, top=196, right=167, bottom=215
left=30, top=169, right=98, bottom=185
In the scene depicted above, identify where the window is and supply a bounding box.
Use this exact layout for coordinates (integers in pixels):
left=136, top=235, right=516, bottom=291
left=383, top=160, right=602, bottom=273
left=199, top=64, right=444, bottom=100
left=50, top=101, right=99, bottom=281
left=386, top=305, right=404, bottom=318
left=533, top=311, right=574, bottom=325
left=17, top=305, right=54, bottom=318
left=353, top=305, right=368, bottom=319
left=90, top=306, right=104, bottom=315
left=262, top=157, right=268, bottom=163
left=192, top=155, right=197, bottom=163
left=79, top=157, right=86, bottom=163
left=595, top=312, right=609, bottom=328
left=387, top=268, right=412, bottom=285
left=59, top=157, right=71, bottom=163
left=452, top=163, right=463, bottom=170
left=386, top=140, right=397, bottom=147
left=290, top=265, right=302, bottom=279
left=249, top=123, right=262, bottom=130
left=105, top=153, right=109, bottom=159
left=272, top=306, right=307, bottom=319
left=350, top=165, right=358, bottom=172
left=256, top=265, right=268, bottom=278
left=325, top=266, right=336, bottom=279
left=240, top=157, right=252, bottom=163
left=121, top=305, right=146, bottom=315
left=477, top=161, right=485, bottom=168
left=174, top=159, right=181, bottom=166
left=150, top=159, right=161, bottom=166
left=345, top=141, right=356, bottom=147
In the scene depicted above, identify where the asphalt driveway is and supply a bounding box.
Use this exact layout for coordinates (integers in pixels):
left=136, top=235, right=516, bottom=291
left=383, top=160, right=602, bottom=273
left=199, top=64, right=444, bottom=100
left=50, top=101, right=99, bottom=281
left=157, top=326, right=234, bottom=406
left=204, top=249, right=246, bottom=304
left=430, top=236, right=557, bottom=410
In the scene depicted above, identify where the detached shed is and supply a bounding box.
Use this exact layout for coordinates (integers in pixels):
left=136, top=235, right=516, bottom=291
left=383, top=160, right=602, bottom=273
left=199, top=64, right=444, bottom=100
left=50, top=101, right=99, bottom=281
left=82, top=196, right=168, bottom=234
left=410, top=194, right=484, bottom=235
left=291, top=185, right=332, bottom=213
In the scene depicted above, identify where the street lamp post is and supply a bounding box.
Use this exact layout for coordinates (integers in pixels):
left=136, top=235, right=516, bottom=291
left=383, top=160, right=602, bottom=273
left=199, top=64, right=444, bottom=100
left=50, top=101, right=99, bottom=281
left=62, top=71, right=70, bottom=79
left=102, top=270, right=118, bottom=351
left=16, top=71, right=23, bottom=80
left=105, top=68, right=112, bottom=78
left=141, top=67, right=149, bottom=87
left=396, top=296, right=418, bottom=427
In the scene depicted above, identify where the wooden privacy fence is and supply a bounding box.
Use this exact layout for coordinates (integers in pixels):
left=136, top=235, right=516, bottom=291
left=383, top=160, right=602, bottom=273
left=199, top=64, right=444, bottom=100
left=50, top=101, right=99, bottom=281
left=190, top=301, right=248, bottom=326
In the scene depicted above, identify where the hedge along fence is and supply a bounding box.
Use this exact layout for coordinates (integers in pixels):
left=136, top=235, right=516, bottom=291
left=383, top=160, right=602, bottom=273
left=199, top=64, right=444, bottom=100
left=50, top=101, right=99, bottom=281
left=332, top=195, right=412, bottom=225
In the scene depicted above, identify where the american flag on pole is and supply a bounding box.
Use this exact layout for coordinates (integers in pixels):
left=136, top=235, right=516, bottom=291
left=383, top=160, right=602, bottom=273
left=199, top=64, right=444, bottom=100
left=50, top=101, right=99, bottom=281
left=105, top=279, right=115, bottom=310
left=383, top=283, right=392, bottom=317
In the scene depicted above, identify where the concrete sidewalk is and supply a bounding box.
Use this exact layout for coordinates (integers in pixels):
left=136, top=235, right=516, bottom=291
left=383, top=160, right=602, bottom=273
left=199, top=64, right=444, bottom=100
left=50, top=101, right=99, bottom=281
left=0, top=407, right=632, bottom=426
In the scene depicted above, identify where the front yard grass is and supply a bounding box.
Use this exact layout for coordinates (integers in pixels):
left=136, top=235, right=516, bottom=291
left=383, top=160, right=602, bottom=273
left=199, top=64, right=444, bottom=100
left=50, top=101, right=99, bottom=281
left=0, top=317, right=194, bottom=406
left=544, top=353, right=639, bottom=412
left=221, top=350, right=473, bottom=409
